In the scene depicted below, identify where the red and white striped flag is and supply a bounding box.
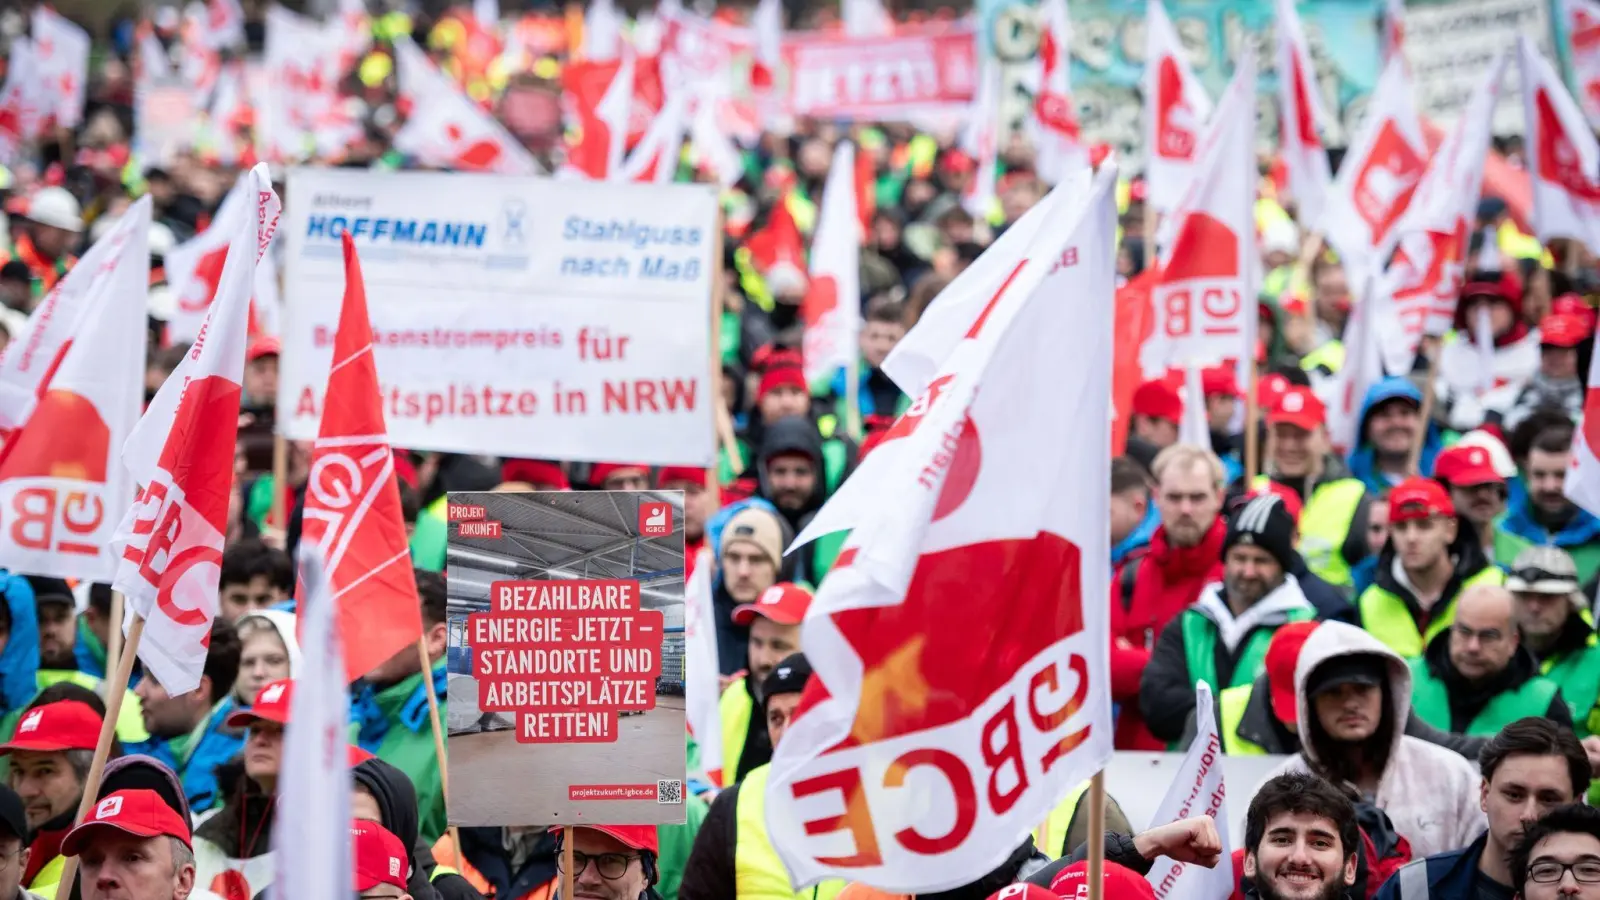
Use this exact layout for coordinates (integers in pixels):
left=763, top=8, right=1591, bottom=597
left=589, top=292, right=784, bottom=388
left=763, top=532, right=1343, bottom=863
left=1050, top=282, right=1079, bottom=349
left=1275, top=0, right=1332, bottom=229
left=770, top=163, right=1117, bottom=893
left=0, top=199, right=150, bottom=580
left=683, top=547, right=723, bottom=786
left=111, top=164, right=280, bottom=696
left=802, top=142, right=862, bottom=390
left=1519, top=35, right=1600, bottom=252
left=1143, top=0, right=1212, bottom=214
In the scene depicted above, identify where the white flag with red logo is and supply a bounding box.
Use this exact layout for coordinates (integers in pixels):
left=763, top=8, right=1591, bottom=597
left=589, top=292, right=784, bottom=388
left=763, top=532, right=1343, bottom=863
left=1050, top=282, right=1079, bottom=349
left=1142, top=50, right=1257, bottom=377
left=1379, top=50, right=1506, bottom=339
left=751, top=0, right=783, bottom=91
left=1145, top=681, right=1233, bottom=900
left=111, top=164, right=280, bottom=696
left=1028, top=0, right=1086, bottom=186
left=1144, top=0, right=1213, bottom=214
left=259, top=6, right=361, bottom=163
left=1275, top=0, right=1332, bottom=230
left=200, top=0, right=246, bottom=50
left=1320, top=55, right=1428, bottom=279
left=30, top=7, right=90, bottom=131
left=0, top=40, right=41, bottom=164
left=802, top=142, right=863, bottom=389
left=0, top=198, right=149, bottom=581
left=164, top=174, right=276, bottom=346
left=684, top=547, right=724, bottom=786
left=1382, top=0, right=1406, bottom=65
left=771, top=163, right=1116, bottom=892
left=391, top=37, right=540, bottom=175
left=620, top=89, right=691, bottom=184
left=1567, top=304, right=1600, bottom=516
left=1519, top=36, right=1600, bottom=251
left=1563, top=0, right=1600, bottom=128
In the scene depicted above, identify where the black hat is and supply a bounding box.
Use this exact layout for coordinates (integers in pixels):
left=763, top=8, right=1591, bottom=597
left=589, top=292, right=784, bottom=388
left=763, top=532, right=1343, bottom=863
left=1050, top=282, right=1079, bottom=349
left=1306, top=655, right=1387, bottom=698
left=762, top=653, right=812, bottom=699
left=0, top=784, right=26, bottom=843
left=25, top=577, right=73, bottom=607
left=1223, top=493, right=1298, bottom=572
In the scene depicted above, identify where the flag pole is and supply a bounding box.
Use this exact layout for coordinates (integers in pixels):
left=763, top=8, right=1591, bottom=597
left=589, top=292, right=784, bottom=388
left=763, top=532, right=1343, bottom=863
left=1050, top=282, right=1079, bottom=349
left=56, top=616, right=146, bottom=899
left=106, top=590, right=125, bottom=677
left=1407, top=344, right=1438, bottom=475
left=562, top=826, right=577, bottom=897
left=269, top=432, right=288, bottom=541
left=415, top=637, right=464, bottom=869
left=845, top=353, right=864, bottom=441
left=1086, top=771, right=1107, bottom=900
left=1244, top=363, right=1261, bottom=484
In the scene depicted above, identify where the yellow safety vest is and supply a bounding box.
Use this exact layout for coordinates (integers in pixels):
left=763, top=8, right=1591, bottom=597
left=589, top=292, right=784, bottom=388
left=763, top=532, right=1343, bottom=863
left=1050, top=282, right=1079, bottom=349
left=1251, top=476, right=1367, bottom=587
left=736, top=766, right=847, bottom=900
left=1217, top=684, right=1268, bottom=756
left=720, top=677, right=754, bottom=785
left=1300, top=341, right=1345, bottom=377
left=1357, top=567, right=1506, bottom=657
left=36, top=669, right=150, bottom=744
left=1032, top=781, right=1093, bottom=858
left=30, top=853, right=64, bottom=900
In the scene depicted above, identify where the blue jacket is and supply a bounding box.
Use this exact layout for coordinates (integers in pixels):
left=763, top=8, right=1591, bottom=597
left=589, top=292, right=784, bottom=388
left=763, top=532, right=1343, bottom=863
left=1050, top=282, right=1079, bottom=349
left=1112, top=503, right=1159, bottom=567
left=0, top=573, right=37, bottom=715
left=1499, top=491, right=1600, bottom=550
left=1346, top=377, right=1443, bottom=494
left=126, top=698, right=245, bottom=814
left=1372, top=832, right=1502, bottom=900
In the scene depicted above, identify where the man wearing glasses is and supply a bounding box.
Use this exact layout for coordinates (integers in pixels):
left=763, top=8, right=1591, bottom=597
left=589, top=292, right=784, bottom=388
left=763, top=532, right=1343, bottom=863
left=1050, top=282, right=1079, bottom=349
left=554, top=825, right=659, bottom=900
left=0, top=784, right=41, bottom=900
left=1510, top=804, right=1600, bottom=900
left=1405, top=584, right=1571, bottom=737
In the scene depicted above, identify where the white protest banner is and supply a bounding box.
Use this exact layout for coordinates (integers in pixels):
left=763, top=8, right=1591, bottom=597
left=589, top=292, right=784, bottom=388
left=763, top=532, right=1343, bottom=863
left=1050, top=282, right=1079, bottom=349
left=279, top=170, right=717, bottom=466
left=1404, top=0, right=1548, bottom=134
left=1564, top=0, right=1600, bottom=128
left=1144, top=682, right=1233, bottom=900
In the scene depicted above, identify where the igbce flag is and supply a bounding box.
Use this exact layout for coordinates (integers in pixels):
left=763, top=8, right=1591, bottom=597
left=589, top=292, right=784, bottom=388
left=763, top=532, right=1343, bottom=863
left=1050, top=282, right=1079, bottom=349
left=1567, top=290, right=1600, bottom=517
left=768, top=163, right=1117, bottom=893
left=1274, top=0, right=1332, bottom=229
left=802, top=142, right=863, bottom=389
left=0, top=198, right=150, bottom=581
left=112, top=164, right=280, bottom=696
left=1143, top=0, right=1212, bottom=214
left=299, top=233, right=422, bottom=683
left=1519, top=35, right=1600, bottom=252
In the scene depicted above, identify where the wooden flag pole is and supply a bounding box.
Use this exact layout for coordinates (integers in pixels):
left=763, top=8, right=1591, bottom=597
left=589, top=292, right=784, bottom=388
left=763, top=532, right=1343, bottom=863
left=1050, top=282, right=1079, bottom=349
left=56, top=616, right=146, bottom=899
left=1408, top=346, right=1439, bottom=476
left=106, top=590, right=125, bottom=680
left=1244, top=363, right=1262, bottom=484
left=1086, top=772, right=1107, bottom=900
left=415, top=637, right=464, bottom=870
left=562, top=826, right=577, bottom=898
left=269, top=433, right=288, bottom=544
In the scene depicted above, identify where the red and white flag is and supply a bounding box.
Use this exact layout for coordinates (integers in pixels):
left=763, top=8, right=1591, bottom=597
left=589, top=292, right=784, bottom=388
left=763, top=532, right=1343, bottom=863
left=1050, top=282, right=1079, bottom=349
left=1319, top=55, right=1428, bottom=279
left=1028, top=0, right=1086, bottom=186
left=0, top=40, right=41, bottom=164
left=1327, top=274, right=1404, bottom=453
left=751, top=0, right=783, bottom=91
left=111, top=164, right=280, bottom=696
left=298, top=233, right=423, bottom=683
left=1519, top=35, right=1600, bottom=252
left=770, top=164, right=1117, bottom=893
left=0, top=198, right=150, bottom=581
left=200, top=0, right=246, bottom=50
left=1143, top=51, right=1257, bottom=378
left=688, top=92, right=745, bottom=188
left=258, top=6, right=360, bottom=162
left=30, top=7, right=90, bottom=131
left=1568, top=307, right=1600, bottom=517
left=683, top=547, right=724, bottom=786
left=1144, top=682, right=1233, bottom=900
left=1563, top=0, right=1600, bottom=128
left=164, top=174, right=277, bottom=346
left=1143, top=0, right=1213, bottom=214
left=391, top=37, right=540, bottom=175
left=802, top=142, right=862, bottom=388
left=1379, top=50, right=1507, bottom=341
left=621, top=89, right=691, bottom=184
left=960, top=55, right=1001, bottom=220
left=1275, top=0, right=1332, bottom=229
left=1382, top=0, right=1406, bottom=65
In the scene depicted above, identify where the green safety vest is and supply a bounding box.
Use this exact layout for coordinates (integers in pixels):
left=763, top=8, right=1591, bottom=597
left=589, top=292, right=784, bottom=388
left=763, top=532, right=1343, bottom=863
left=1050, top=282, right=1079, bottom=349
left=1250, top=476, right=1366, bottom=587
left=1217, top=683, right=1269, bottom=756
left=1031, top=781, right=1093, bottom=858
left=1301, top=341, right=1345, bottom=377
left=1408, top=658, right=1562, bottom=736
left=1542, top=635, right=1600, bottom=739
left=29, top=853, right=63, bottom=900
left=1357, top=567, right=1506, bottom=658
left=736, top=765, right=846, bottom=900
left=1180, top=606, right=1316, bottom=709
left=720, top=677, right=754, bottom=784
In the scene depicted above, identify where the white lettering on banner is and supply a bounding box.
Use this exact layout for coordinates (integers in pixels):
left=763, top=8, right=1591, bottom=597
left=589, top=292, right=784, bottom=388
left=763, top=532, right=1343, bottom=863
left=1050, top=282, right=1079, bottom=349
left=279, top=171, right=717, bottom=464
left=781, top=28, right=977, bottom=119
left=768, top=632, right=1095, bottom=873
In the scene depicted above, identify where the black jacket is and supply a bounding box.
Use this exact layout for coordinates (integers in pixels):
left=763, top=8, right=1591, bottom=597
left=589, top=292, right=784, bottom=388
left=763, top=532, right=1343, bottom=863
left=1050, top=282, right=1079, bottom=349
left=1417, top=629, right=1572, bottom=732
left=732, top=677, right=772, bottom=784
left=756, top=415, right=831, bottom=531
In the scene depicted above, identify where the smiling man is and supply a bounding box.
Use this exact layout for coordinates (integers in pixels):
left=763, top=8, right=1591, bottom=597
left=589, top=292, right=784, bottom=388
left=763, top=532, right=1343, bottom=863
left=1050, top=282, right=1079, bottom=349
left=1241, top=771, right=1358, bottom=900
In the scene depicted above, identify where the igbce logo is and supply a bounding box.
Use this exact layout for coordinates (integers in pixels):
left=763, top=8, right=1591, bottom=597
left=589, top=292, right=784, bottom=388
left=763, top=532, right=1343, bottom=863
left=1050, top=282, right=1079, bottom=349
left=638, top=502, right=672, bottom=537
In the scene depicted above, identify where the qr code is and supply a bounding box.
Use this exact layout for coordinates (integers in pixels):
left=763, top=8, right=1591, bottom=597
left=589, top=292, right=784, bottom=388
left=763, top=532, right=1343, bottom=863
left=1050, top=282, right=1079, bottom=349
left=657, top=779, right=684, bottom=804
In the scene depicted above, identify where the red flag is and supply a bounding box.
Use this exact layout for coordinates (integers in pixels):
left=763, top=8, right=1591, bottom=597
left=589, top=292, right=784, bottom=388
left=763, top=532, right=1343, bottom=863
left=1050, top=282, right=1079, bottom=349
left=298, top=233, right=423, bottom=682
left=1111, top=269, right=1156, bottom=456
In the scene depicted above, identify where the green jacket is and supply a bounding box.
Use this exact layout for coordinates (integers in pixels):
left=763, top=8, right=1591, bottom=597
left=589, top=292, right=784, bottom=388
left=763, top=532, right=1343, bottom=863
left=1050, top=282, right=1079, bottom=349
left=655, top=791, right=709, bottom=900
left=410, top=495, right=447, bottom=573
left=1408, top=653, right=1564, bottom=736
left=352, top=661, right=448, bottom=844
left=1534, top=610, right=1600, bottom=738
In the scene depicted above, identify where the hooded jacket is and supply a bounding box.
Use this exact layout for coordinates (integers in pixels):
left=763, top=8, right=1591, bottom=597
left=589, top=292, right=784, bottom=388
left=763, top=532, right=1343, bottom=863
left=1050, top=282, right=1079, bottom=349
left=1346, top=378, right=1443, bottom=494
left=354, top=757, right=457, bottom=900
left=235, top=610, right=303, bottom=685
left=0, top=573, right=38, bottom=714
left=1408, top=627, right=1570, bottom=734
left=1495, top=492, right=1600, bottom=585
left=351, top=660, right=450, bottom=844
left=1139, top=576, right=1318, bottom=745
left=756, top=415, right=832, bottom=530
left=126, top=696, right=246, bottom=815
left=1269, top=623, right=1485, bottom=858
left=1354, top=522, right=1505, bottom=658
left=1111, top=503, right=1159, bottom=567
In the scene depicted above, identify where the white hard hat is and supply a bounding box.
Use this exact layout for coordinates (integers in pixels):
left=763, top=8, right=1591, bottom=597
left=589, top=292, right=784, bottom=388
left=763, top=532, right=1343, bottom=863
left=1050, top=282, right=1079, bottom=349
left=147, top=285, right=175, bottom=322
left=148, top=222, right=176, bottom=259
left=27, top=187, right=83, bottom=233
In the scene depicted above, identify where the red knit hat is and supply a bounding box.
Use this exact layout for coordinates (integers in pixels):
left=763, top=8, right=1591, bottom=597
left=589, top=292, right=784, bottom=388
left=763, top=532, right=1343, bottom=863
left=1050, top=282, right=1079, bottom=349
left=657, top=467, right=708, bottom=488
left=502, top=459, right=570, bottom=490
left=758, top=366, right=808, bottom=400
left=589, top=463, right=649, bottom=488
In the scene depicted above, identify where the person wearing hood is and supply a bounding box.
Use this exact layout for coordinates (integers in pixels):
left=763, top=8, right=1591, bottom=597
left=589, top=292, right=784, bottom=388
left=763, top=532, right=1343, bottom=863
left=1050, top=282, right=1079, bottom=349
left=1407, top=584, right=1570, bottom=736
left=1346, top=378, right=1442, bottom=495
left=1495, top=420, right=1600, bottom=584
left=1372, top=717, right=1592, bottom=900
left=1268, top=620, right=1484, bottom=857
left=756, top=414, right=855, bottom=538
left=1240, top=386, right=1372, bottom=590
left=350, top=569, right=449, bottom=845
left=1436, top=270, right=1542, bottom=433
left=231, top=612, right=298, bottom=711
left=1354, top=477, right=1506, bottom=658
left=1139, top=492, right=1319, bottom=749
left=353, top=756, right=481, bottom=900
left=190, top=680, right=289, bottom=900
left=1110, top=456, right=1158, bottom=567
left=707, top=504, right=787, bottom=676
left=129, top=620, right=243, bottom=814
left=1503, top=312, right=1588, bottom=433
left=1505, top=547, right=1600, bottom=734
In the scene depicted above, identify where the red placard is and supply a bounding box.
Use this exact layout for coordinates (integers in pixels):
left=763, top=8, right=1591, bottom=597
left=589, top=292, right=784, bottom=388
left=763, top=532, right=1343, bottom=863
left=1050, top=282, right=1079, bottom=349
left=457, top=520, right=502, bottom=538
left=779, top=24, right=977, bottom=120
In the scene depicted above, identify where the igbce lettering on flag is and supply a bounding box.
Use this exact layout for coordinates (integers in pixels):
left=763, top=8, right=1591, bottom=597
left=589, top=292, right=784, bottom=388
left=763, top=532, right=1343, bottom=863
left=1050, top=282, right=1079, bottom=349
left=468, top=579, right=663, bottom=744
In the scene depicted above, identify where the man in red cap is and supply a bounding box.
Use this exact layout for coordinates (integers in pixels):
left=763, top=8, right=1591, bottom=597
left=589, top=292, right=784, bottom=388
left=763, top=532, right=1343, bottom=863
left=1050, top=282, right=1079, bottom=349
left=1353, top=477, right=1506, bottom=657
left=1436, top=268, right=1541, bottom=433
left=657, top=467, right=712, bottom=568
left=1128, top=378, right=1182, bottom=456
left=67, top=789, right=195, bottom=900
left=353, top=819, right=414, bottom=900
left=719, top=583, right=810, bottom=784
left=556, top=825, right=660, bottom=900
left=242, top=336, right=279, bottom=409
left=588, top=463, right=650, bottom=491
left=1432, top=444, right=1509, bottom=555
left=1503, top=312, right=1587, bottom=433
left=3, top=699, right=107, bottom=897
left=1244, top=384, right=1373, bottom=590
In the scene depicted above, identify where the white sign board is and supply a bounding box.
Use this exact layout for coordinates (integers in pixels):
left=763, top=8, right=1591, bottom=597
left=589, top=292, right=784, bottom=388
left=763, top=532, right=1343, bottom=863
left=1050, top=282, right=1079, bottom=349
left=1404, top=0, right=1551, bottom=135
left=279, top=170, right=717, bottom=465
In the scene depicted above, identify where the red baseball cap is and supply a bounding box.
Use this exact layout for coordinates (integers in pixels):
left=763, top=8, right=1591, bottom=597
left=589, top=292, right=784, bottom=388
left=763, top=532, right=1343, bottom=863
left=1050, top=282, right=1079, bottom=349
left=1256, top=372, right=1292, bottom=410
left=1539, top=313, right=1590, bottom=348
left=2, top=701, right=102, bottom=754
left=984, top=885, right=1061, bottom=900
left=1266, top=386, right=1326, bottom=432
left=349, top=745, right=376, bottom=765
left=732, top=582, right=813, bottom=626
left=552, top=824, right=660, bottom=854
left=1388, top=476, right=1455, bottom=522
left=1433, top=445, right=1505, bottom=488
left=657, top=466, right=708, bottom=489
left=1553, top=293, right=1597, bottom=332
left=1131, top=379, right=1183, bottom=424
left=1266, top=621, right=1320, bottom=725
left=225, top=679, right=292, bottom=729
left=246, top=336, right=281, bottom=363
left=590, top=463, right=649, bottom=487
left=352, top=820, right=411, bottom=891
left=1049, top=859, right=1157, bottom=899
left=63, top=790, right=192, bottom=856
left=501, top=459, right=570, bottom=490
left=1200, top=364, right=1241, bottom=399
